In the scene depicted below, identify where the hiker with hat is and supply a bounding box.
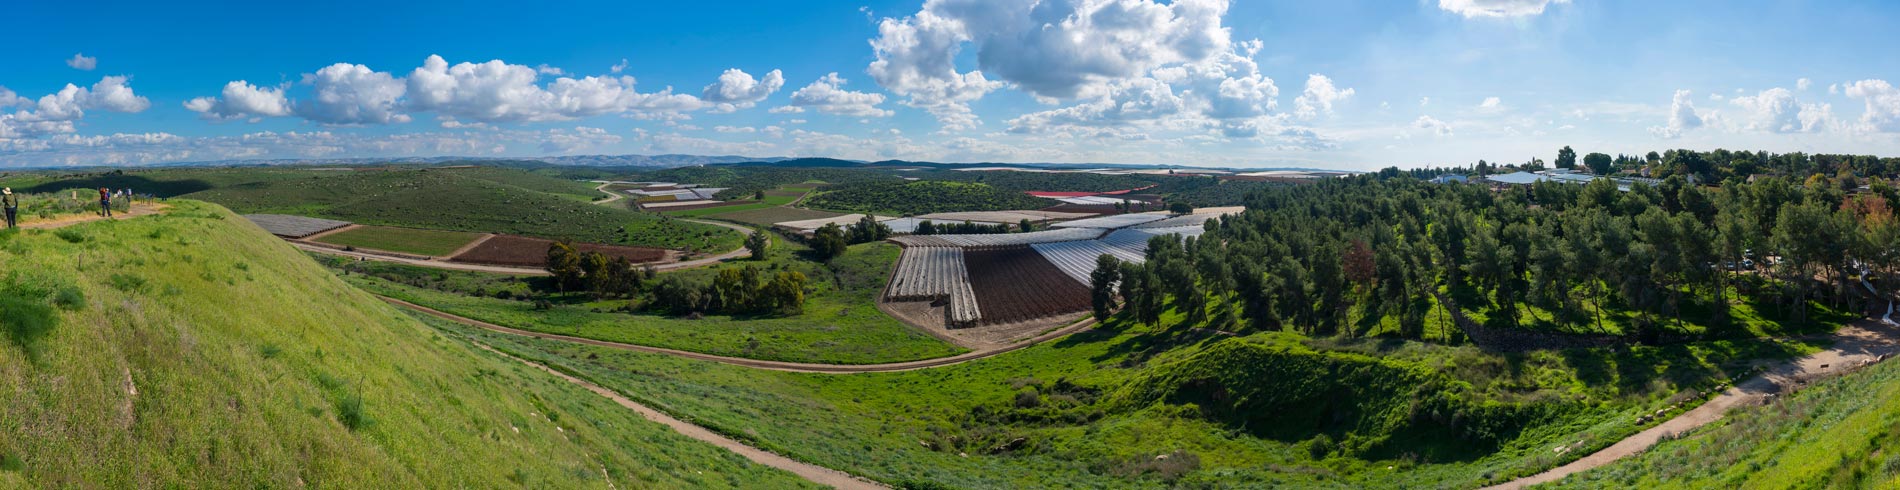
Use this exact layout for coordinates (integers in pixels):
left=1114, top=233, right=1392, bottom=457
left=99, top=187, right=112, bottom=218
left=2, top=188, right=16, bottom=229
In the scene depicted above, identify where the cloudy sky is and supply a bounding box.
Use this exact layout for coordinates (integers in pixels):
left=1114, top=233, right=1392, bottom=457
left=3, top=0, right=1898, bottom=170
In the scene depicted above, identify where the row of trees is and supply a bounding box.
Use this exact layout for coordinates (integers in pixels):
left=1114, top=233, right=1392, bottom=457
left=1091, top=169, right=1899, bottom=345
left=649, top=266, right=808, bottom=316
left=546, top=243, right=651, bottom=299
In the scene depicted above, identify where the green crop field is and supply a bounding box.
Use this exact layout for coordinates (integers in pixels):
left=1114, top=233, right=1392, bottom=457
left=3, top=166, right=742, bottom=253
left=426, top=294, right=1823, bottom=488
left=699, top=207, right=844, bottom=226
left=660, top=201, right=778, bottom=217
left=311, top=225, right=483, bottom=256
left=326, top=237, right=966, bottom=364
left=0, top=201, right=816, bottom=489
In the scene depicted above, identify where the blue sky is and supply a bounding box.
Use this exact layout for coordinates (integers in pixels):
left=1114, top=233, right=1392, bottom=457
left=3, top=0, right=1898, bottom=169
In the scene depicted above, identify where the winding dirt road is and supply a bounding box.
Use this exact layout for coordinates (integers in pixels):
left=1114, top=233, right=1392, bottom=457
left=465, top=341, right=886, bottom=489
left=1486, top=311, right=1900, bottom=489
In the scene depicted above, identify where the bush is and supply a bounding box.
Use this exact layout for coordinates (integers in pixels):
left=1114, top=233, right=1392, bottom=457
left=51, top=286, right=85, bottom=311
left=335, top=392, right=369, bottom=431
left=0, top=284, right=58, bottom=354
left=54, top=229, right=86, bottom=243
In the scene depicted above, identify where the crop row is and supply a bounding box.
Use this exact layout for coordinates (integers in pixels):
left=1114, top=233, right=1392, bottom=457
left=885, top=247, right=981, bottom=325
left=963, top=247, right=1091, bottom=325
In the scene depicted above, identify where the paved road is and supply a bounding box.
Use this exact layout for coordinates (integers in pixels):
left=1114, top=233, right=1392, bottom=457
left=385, top=296, right=1097, bottom=373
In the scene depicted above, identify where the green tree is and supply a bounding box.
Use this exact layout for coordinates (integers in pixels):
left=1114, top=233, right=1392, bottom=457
left=745, top=230, right=770, bottom=260
left=1168, top=201, right=1194, bottom=215
left=810, top=223, right=848, bottom=262
left=1090, top=254, right=1122, bottom=321
left=1583, top=152, right=1613, bottom=175
left=1556, top=145, right=1577, bottom=169
left=545, top=242, right=583, bottom=292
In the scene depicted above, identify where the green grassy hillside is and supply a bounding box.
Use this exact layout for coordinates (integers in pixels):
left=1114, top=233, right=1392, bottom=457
left=1, top=167, right=740, bottom=252
left=0, top=201, right=815, bottom=488
left=1552, top=347, right=1900, bottom=488
left=425, top=296, right=1815, bottom=488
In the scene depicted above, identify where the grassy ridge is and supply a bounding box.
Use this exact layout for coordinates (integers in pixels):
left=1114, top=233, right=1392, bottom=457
left=3, top=167, right=741, bottom=252
left=1552, top=343, right=1900, bottom=488
left=0, top=201, right=816, bottom=488
left=419, top=293, right=1817, bottom=489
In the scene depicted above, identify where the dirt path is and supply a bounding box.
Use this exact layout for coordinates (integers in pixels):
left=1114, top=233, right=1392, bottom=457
left=592, top=182, right=627, bottom=205
left=440, top=233, right=497, bottom=259
left=1486, top=316, right=1900, bottom=489
left=464, top=341, right=885, bottom=489
left=19, top=202, right=168, bottom=229
left=385, top=296, right=1097, bottom=373
left=291, top=241, right=551, bottom=275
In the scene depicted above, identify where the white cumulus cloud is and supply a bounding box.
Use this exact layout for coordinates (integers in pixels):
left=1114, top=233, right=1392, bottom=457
left=1844, top=79, right=1900, bottom=132
left=1413, top=115, right=1452, bottom=136
left=700, top=68, right=785, bottom=113
left=185, top=81, right=292, bottom=121
left=1649, top=89, right=1704, bottom=139
left=67, top=53, right=97, bottom=71
left=868, top=0, right=1231, bottom=130
left=1728, top=87, right=1833, bottom=133
left=1438, top=0, right=1570, bottom=18
left=788, top=73, right=892, bottom=117
left=1292, top=74, right=1354, bottom=119
left=297, top=63, right=409, bottom=125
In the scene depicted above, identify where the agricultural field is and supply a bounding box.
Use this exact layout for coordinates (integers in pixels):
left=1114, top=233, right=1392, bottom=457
left=429, top=296, right=1818, bottom=489
left=311, top=225, right=483, bottom=256
left=962, top=247, right=1092, bottom=324
left=698, top=207, right=843, bottom=227
left=0, top=200, right=815, bottom=489
left=4, top=166, right=739, bottom=251
left=330, top=238, right=966, bottom=364
left=803, top=181, right=1055, bottom=215
left=885, top=247, right=979, bottom=325
left=448, top=234, right=668, bottom=267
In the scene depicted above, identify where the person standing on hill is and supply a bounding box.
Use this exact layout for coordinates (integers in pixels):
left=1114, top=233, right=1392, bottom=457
left=2, top=188, right=17, bottom=229
left=99, top=187, right=112, bottom=217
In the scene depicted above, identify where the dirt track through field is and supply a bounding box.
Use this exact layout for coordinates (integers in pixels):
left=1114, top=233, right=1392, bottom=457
left=19, top=202, right=168, bottom=229
left=383, top=296, right=1097, bottom=373
left=463, top=341, right=885, bottom=489
left=1486, top=308, right=1900, bottom=489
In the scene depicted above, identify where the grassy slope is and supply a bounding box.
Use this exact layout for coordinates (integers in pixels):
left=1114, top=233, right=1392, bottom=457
left=4, top=166, right=742, bottom=252
left=311, top=225, right=482, bottom=256
left=330, top=238, right=966, bottom=364
left=420, top=293, right=1820, bottom=489
left=0, top=201, right=815, bottom=489
left=1552, top=345, right=1900, bottom=489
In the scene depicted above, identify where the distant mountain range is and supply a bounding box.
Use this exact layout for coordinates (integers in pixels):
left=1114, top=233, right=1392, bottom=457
left=31, top=153, right=1346, bottom=174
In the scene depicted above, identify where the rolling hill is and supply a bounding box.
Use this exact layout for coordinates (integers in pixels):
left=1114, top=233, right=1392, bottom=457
left=0, top=201, right=814, bottom=488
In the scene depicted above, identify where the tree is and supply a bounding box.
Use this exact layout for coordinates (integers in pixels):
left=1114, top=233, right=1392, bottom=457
left=1168, top=201, right=1193, bottom=215
left=580, top=251, right=612, bottom=298
left=754, top=190, right=767, bottom=200
left=1583, top=152, right=1613, bottom=175
left=810, top=223, right=848, bottom=262
left=914, top=220, right=937, bottom=235
left=1019, top=218, right=1034, bottom=232
left=847, top=214, right=892, bottom=244
left=546, top=242, right=583, bottom=292
left=745, top=230, right=770, bottom=260
left=763, top=271, right=807, bottom=314
left=1090, top=254, right=1122, bottom=321
left=1556, top=146, right=1577, bottom=169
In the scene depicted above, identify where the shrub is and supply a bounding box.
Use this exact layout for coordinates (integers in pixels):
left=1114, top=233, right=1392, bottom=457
left=107, top=274, right=147, bottom=292
left=0, top=285, right=58, bottom=354
left=54, top=228, right=86, bottom=243
left=335, top=392, right=369, bottom=431
left=51, top=286, right=85, bottom=311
